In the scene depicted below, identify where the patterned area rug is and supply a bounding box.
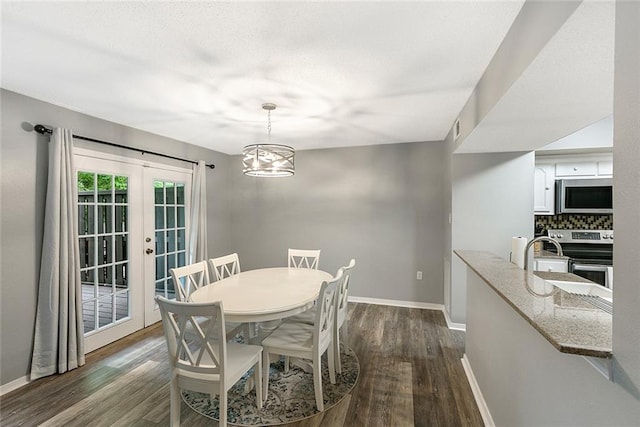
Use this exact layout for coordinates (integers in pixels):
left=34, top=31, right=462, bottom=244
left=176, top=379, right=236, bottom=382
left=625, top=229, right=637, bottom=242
left=182, top=348, right=359, bottom=426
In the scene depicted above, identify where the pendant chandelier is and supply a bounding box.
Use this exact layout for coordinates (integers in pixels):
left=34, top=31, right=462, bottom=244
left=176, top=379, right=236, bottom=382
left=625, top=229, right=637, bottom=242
left=242, top=103, right=295, bottom=177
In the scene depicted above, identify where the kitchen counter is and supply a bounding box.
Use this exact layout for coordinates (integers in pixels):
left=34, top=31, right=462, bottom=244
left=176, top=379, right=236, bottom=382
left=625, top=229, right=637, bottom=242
left=455, top=250, right=612, bottom=359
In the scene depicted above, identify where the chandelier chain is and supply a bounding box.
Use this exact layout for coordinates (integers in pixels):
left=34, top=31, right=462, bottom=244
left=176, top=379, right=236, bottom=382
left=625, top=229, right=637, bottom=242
left=267, top=109, right=272, bottom=141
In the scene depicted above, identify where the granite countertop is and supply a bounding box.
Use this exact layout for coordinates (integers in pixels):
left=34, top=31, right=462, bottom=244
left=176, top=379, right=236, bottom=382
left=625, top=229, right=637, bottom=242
left=455, top=250, right=612, bottom=359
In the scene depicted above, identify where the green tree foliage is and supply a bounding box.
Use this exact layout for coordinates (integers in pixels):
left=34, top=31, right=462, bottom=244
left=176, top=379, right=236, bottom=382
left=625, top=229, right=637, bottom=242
left=77, top=171, right=128, bottom=192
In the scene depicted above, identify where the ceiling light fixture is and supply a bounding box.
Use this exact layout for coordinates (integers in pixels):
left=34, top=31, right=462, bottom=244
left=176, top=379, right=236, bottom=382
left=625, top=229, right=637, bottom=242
left=242, top=103, right=295, bottom=177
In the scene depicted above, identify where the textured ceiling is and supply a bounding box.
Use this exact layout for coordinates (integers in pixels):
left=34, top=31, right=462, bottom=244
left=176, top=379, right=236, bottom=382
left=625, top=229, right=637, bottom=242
left=1, top=1, right=524, bottom=154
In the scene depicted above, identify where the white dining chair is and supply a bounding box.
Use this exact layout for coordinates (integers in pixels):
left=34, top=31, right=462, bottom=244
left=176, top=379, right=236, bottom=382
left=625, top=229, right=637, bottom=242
left=170, top=261, right=245, bottom=342
left=334, top=259, right=355, bottom=373
left=286, top=259, right=356, bottom=373
left=288, top=248, right=321, bottom=269
left=170, top=261, right=210, bottom=301
left=261, top=269, right=343, bottom=412
left=155, top=296, right=262, bottom=427
left=208, top=253, right=253, bottom=341
left=209, top=253, right=241, bottom=281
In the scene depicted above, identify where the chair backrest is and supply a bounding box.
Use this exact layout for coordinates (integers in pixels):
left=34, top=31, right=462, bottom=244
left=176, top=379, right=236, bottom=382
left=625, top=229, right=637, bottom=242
left=288, top=248, right=321, bottom=269
left=313, top=269, right=343, bottom=351
left=336, top=259, right=356, bottom=328
left=209, top=253, right=241, bottom=281
left=156, top=296, right=227, bottom=380
left=170, top=261, right=210, bottom=301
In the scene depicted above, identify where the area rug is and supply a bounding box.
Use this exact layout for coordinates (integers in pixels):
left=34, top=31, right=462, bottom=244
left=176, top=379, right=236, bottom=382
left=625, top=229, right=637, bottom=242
left=182, top=348, right=359, bottom=426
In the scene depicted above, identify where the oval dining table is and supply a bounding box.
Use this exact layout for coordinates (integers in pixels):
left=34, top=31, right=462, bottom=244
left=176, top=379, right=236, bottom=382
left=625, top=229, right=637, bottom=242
left=190, top=267, right=333, bottom=381
left=189, top=267, right=333, bottom=324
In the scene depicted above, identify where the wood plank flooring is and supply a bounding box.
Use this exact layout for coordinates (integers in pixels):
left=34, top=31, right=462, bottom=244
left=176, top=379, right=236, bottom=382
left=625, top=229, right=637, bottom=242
left=0, top=303, right=483, bottom=427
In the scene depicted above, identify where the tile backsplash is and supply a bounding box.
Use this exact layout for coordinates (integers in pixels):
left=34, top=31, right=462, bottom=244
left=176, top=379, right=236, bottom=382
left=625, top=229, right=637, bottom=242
left=535, top=214, right=613, bottom=231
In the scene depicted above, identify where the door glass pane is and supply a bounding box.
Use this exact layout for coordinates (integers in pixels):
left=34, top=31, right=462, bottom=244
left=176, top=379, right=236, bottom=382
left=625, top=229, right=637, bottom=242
left=177, top=229, right=185, bottom=251
left=155, top=206, right=164, bottom=229
left=98, top=295, right=114, bottom=328
left=165, top=182, right=175, bottom=204
left=154, top=182, right=164, bottom=204
left=79, top=237, right=95, bottom=268
left=115, top=206, right=127, bottom=232
left=83, top=300, right=96, bottom=334
left=115, top=263, right=127, bottom=286
left=166, top=206, right=175, bottom=228
left=97, top=174, right=112, bottom=203
left=78, top=205, right=95, bottom=235
left=115, top=236, right=127, bottom=262
left=115, top=290, right=129, bottom=322
left=98, top=236, right=113, bottom=265
left=166, top=230, right=175, bottom=252
left=153, top=178, right=188, bottom=300
left=156, top=255, right=165, bottom=280
left=98, top=205, right=112, bottom=234
left=115, top=176, right=128, bottom=202
left=79, top=170, right=131, bottom=335
left=176, top=184, right=185, bottom=204
left=155, top=231, right=165, bottom=255
left=177, top=206, right=185, bottom=227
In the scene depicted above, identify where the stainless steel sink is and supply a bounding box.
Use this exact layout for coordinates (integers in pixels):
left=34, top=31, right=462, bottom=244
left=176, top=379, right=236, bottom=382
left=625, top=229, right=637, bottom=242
left=545, top=279, right=612, bottom=313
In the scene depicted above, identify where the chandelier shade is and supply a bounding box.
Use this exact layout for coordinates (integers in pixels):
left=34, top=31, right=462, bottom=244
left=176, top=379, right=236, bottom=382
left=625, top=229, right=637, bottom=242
left=242, top=143, right=295, bottom=177
left=242, top=103, right=295, bottom=177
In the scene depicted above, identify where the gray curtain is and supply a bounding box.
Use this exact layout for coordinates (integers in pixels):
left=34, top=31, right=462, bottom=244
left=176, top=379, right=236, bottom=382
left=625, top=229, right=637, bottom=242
left=188, top=160, right=208, bottom=263
left=31, top=128, right=85, bottom=380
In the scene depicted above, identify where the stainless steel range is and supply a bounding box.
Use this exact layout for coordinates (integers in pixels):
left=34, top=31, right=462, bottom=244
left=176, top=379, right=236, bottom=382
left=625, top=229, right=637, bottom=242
left=547, top=229, right=613, bottom=288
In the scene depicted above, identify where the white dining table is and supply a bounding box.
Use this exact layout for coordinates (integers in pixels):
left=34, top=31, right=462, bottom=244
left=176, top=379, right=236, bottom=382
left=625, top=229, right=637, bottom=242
left=189, top=267, right=333, bottom=323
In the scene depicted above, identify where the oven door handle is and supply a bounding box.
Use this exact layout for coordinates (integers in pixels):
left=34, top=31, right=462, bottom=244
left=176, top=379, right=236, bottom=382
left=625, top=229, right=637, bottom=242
left=572, top=264, right=609, bottom=272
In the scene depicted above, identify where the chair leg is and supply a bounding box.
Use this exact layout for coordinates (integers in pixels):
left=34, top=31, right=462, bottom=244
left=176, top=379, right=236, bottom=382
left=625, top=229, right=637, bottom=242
left=169, top=378, right=181, bottom=426
left=254, top=360, right=263, bottom=409
left=327, top=342, right=336, bottom=385
left=312, top=354, right=324, bottom=412
left=342, top=321, right=349, bottom=349
left=334, top=327, right=342, bottom=375
left=219, top=389, right=227, bottom=427
left=336, top=321, right=349, bottom=375
left=262, top=351, right=270, bottom=402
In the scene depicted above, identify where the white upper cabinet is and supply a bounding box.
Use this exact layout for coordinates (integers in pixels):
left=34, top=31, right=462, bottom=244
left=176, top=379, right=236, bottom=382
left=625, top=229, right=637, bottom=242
left=555, top=161, right=598, bottom=177
left=534, top=153, right=613, bottom=215
left=597, top=160, right=613, bottom=176
left=534, top=164, right=555, bottom=214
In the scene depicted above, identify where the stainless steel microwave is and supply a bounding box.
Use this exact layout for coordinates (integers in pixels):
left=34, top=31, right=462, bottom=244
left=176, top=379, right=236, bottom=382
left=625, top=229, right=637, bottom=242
left=556, top=178, right=613, bottom=214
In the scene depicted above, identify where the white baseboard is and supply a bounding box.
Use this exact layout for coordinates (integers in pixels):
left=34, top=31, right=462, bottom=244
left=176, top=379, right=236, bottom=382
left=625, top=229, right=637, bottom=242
left=461, top=354, right=495, bottom=427
left=347, top=296, right=469, bottom=331
left=1, top=375, right=30, bottom=396
left=348, top=296, right=444, bottom=311
left=442, top=308, right=467, bottom=331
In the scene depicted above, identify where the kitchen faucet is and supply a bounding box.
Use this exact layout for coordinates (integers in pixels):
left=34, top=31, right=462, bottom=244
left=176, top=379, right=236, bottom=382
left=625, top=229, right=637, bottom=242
left=523, top=236, right=563, bottom=271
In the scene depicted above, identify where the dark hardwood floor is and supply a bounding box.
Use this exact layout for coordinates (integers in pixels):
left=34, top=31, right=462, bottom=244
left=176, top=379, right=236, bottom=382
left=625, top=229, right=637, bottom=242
left=0, top=303, right=483, bottom=427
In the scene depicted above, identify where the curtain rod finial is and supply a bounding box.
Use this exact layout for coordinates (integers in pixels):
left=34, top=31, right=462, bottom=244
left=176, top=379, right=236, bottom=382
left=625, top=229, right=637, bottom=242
left=34, top=124, right=52, bottom=135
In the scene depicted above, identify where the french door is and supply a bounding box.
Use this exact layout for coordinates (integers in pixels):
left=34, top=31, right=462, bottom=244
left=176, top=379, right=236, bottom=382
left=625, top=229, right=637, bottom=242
left=75, top=151, right=192, bottom=352
left=143, top=168, right=192, bottom=325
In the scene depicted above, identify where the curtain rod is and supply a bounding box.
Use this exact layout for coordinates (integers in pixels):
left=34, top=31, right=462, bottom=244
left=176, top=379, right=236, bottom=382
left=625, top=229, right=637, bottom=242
left=33, top=124, right=215, bottom=169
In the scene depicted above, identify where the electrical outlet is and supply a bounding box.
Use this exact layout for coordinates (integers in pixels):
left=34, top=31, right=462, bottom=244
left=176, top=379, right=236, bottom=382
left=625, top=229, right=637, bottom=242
left=417, top=271, right=423, bottom=280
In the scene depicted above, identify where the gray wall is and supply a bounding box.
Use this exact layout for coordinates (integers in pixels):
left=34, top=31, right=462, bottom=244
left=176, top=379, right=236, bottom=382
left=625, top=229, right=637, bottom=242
left=0, top=89, right=232, bottom=385
left=449, top=152, right=534, bottom=323
left=1, top=90, right=448, bottom=387
left=465, top=269, right=640, bottom=426
left=228, top=142, right=446, bottom=304
left=611, top=0, right=640, bottom=399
